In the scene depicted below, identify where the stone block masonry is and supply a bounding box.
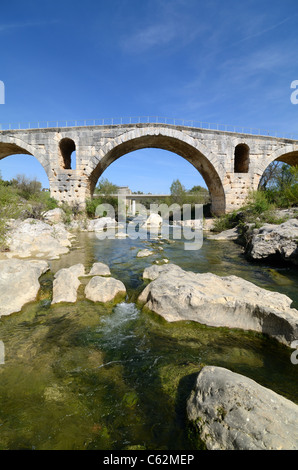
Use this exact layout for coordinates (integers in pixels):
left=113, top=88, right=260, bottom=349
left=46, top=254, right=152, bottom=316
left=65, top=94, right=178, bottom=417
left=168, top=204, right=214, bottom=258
left=0, top=123, right=297, bottom=215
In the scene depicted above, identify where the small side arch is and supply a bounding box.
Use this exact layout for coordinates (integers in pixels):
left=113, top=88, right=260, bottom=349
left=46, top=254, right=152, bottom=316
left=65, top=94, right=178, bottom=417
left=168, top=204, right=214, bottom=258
left=0, top=138, right=50, bottom=178
left=59, top=137, right=76, bottom=169
left=234, top=143, right=250, bottom=173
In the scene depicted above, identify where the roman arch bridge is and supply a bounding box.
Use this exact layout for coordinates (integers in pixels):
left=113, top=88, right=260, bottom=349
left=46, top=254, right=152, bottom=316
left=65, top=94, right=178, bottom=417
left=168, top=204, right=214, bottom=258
left=0, top=119, right=297, bottom=215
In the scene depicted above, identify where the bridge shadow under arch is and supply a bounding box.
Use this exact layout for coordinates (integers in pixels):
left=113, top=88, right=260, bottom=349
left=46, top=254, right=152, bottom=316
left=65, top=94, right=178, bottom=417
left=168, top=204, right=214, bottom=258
left=88, top=133, right=226, bottom=215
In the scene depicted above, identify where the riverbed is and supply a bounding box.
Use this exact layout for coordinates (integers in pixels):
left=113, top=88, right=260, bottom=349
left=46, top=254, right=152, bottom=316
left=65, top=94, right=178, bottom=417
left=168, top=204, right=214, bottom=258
left=0, top=231, right=297, bottom=450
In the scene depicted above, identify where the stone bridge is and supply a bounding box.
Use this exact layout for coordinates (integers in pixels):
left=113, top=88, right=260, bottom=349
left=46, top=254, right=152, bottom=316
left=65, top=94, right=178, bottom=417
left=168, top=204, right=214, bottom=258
left=0, top=122, right=297, bottom=215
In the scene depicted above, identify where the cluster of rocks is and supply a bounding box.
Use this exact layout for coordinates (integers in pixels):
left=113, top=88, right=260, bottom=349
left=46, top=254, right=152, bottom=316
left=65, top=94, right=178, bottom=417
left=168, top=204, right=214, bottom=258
left=138, top=262, right=298, bottom=449
left=1, top=207, right=298, bottom=450
left=206, top=213, right=298, bottom=266
left=246, top=218, right=298, bottom=266
left=52, top=262, right=126, bottom=304
left=0, top=259, right=126, bottom=317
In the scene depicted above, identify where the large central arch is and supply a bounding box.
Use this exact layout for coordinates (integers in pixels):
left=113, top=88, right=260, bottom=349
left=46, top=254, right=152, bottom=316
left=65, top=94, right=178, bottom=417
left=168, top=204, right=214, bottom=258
left=88, top=128, right=226, bottom=215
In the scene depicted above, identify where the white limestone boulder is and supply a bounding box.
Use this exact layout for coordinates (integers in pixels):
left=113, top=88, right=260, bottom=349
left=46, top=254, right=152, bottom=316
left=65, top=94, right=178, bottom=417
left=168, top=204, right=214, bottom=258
left=246, top=219, right=298, bottom=265
left=4, top=218, right=73, bottom=260
left=0, top=259, right=49, bottom=316
left=138, top=264, right=298, bottom=346
left=52, top=264, right=84, bottom=304
left=88, top=262, right=111, bottom=276
left=137, top=249, right=155, bottom=258
left=141, top=213, right=163, bottom=228
left=187, top=366, right=298, bottom=450
left=85, top=276, right=126, bottom=303
left=42, top=208, right=66, bottom=224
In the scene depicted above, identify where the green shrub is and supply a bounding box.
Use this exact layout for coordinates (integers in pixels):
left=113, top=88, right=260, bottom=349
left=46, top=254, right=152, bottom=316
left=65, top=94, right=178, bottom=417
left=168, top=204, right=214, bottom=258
left=244, top=190, right=274, bottom=215
left=86, top=198, right=102, bottom=218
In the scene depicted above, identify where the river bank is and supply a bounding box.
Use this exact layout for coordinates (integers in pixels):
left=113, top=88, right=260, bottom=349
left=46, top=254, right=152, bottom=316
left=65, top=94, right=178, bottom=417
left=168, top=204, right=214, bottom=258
left=0, top=209, right=297, bottom=449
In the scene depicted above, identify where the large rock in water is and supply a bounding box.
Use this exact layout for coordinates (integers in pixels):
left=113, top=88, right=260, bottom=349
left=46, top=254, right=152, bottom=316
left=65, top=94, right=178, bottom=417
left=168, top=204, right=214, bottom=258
left=86, top=217, right=118, bottom=232
left=246, top=218, right=298, bottom=265
left=52, top=264, right=85, bottom=304
left=5, top=218, right=73, bottom=259
left=141, top=213, right=163, bottom=228
left=88, top=262, right=111, bottom=276
left=0, top=259, right=49, bottom=316
left=139, top=264, right=298, bottom=346
left=187, top=366, right=298, bottom=450
left=85, top=276, right=126, bottom=303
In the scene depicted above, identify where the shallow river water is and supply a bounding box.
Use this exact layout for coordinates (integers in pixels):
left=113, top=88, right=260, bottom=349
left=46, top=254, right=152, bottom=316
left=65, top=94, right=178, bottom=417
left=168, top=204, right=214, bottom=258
left=0, top=231, right=297, bottom=450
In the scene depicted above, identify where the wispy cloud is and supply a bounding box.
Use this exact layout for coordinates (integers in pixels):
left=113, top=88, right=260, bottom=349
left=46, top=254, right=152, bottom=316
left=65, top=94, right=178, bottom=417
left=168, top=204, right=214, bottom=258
left=120, top=0, right=202, bottom=53
left=233, top=14, right=295, bottom=45
left=122, top=22, right=178, bottom=51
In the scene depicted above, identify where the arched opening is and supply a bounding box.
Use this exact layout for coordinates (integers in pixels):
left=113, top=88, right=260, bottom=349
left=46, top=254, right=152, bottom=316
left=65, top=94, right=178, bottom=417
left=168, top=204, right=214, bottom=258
left=234, top=143, right=249, bottom=173
left=0, top=154, right=50, bottom=189
left=59, top=138, right=76, bottom=169
left=0, top=142, right=49, bottom=186
left=88, top=134, right=226, bottom=215
left=259, top=151, right=298, bottom=190
left=0, top=143, right=52, bottom=222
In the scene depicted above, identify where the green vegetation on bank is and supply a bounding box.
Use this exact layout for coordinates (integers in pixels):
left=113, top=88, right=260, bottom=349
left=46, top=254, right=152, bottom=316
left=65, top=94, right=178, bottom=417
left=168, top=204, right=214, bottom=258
left=0, top=173, right=60, bottom=249
left=212, top=164, right=298, bottom=233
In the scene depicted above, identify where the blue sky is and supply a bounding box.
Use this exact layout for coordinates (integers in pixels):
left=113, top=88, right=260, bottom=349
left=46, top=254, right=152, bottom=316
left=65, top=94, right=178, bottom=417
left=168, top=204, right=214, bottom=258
left=0, top=0, right=298, bottom=192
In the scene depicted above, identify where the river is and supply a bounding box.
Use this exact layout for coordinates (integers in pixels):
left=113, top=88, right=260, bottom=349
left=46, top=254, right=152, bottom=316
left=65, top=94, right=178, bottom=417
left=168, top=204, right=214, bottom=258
left=0, top=231, right=297, bottom=450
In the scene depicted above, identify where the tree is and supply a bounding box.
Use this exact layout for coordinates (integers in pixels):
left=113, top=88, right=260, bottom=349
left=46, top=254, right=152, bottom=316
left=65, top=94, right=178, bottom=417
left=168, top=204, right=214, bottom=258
left=11, top=174, right=42, bottom=199
left=95, top=178, right=118, bottom=195
left=189, top=185, right=208, bottom=193
left=170, top=179, right=186, bottom=205
left=259, top=162, right=292, bottom=190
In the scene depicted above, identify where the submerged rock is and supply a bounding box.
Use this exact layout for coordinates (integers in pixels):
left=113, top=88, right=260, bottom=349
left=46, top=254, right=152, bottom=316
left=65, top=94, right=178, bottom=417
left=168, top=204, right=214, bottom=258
left=172, top=219, right=203, bottom=229
left=5, top=218, right=73, bottom=260
left=52, top=264, right=84, bottom=304
left=246, top=218, right=298, bottom=265
left=138, top=264, right=298, bottom=346
left=85, top=276, right=126, bottom=303
left=207, top=227, right=239, bottom=241
left=187, top=366, right=298, bottom=450
left=137, top=249, right=154, bottom=258
left=0, top=259, right=49, bottom=316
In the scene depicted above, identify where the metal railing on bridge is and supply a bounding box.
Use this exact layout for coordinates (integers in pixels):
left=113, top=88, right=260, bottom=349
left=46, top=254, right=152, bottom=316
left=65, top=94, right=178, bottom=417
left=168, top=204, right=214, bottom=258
left=0, top=116, right=297, bottom=140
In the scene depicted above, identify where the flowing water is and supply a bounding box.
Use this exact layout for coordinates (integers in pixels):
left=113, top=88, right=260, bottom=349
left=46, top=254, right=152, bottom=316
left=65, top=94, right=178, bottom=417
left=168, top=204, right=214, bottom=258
left=0, top=231, right=297, bottom=450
